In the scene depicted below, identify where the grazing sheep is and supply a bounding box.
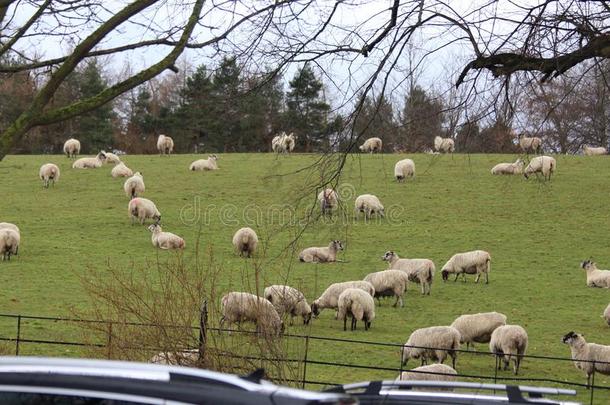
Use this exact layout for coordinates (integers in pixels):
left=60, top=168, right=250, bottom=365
left=299, top=240, right=343, bottom=263
left=382, top=251, right=434, bottom=295
left=150, top=349, right=199, bottom=366
left=355, top=194, right=384, bottom=219
left=363, top=269, right=410, bottom=307
left=128, top=198, right=161, bottom=225
left=490, top=325, right=528, bottom=375
left=189, top=155, right=219, bottom=171
left=123, top=172, right=145, bottom=199
left=450, top=312, right=507, bottom=350
left=441, top=250, right=491, bottom=284
left=317, top=188, right=338, bottom=215
left=311, top=281, right=375, bottom=317
left=111, top=162, right=133, bottom=178
left=72, top=151, right=106, bottom=169
left=0, top=223, right=19, bottom=234
left=359, top=137, right=383, bottom=153
left=562, top=331, right=610, bottom=388
left=394, top=159, right=415, bottom=182
left=584, top=146, right=607, bottom=156
left=337, top=288, right=375, bottom=331
left=148, top=224, right=185, bottom=250
left=39, top=163, right=60, bottom=188
left=63, top=138, right=81, bottom=158
left=271, top=133, right=285, bottom=153
left=104, top=152, right=121, bottom=164
left=220, top=292, right=283, bottom=336
left=157, top=134, right=174, bottom=156
left=232, top=227, right=258, bottom=258
left=518, top=134, right=542, bottom=154
left=580, top=259, right=610, bottom=288
left=0, top=229, right=19, bottom=261
left=491, top=158, right=524, bottom=175
left=402, top=326, right=461, bottom=369
left=396, top=364, right=457, bottom=387
left=434, top=136, right=454, bottom=153
left=523, top=156, right=556, bottom=180
left=264, top=285, right=311, bottom=325
left=603, top=304, right=610, bottom=326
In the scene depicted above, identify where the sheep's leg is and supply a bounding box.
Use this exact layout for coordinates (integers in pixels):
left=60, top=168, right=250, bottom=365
left=351, top=317, right=357, bottom=331
left=343, top=317, right=347, bottom=331
left=453, top=274, right=459, bottom=282
left=451, top=352, right=457, bottom=369
left=475, top=273, right=481, bottom=283
left=485, top=272, right=489, bottom=284
left=420, top=283, right=425, bottom=295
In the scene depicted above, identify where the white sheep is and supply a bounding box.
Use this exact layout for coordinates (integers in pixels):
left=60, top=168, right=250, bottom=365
left=604, top=304, right=610, bottom=326
left=189, top=155, right=218, bottom=171
left=394, top=159, right=415, bottom=182
left=490, top=324, right=528, bottom=375
left=382, top=251, right=434, bottom=295
left=72, top=151, right=107, bottom=169
left=123, top=172, right=145, bottom=199
left=311, top=280, right=375, bottom=317
left=434, top=136, right=455, bottom=153
left=63, top=138, right=81, bottom=158
left=150, top=350, right=199, bottom=366
left=396, top=364, right=457, bottom=387
left=450, top=312, right=507, bottom=350
left=220, top=292, right=283, bottom=336
left=111, top=162, right=133, bottom=178
left=563, top=331, right=610, bottom=387
left=271, top=133, right=285, bottom=153
left=317, top=188, right=338, bottom=215
left=299, top=240, right=343, bottom=263
left=284, top=133, right=296, bottom=152
left=337, top=288, right=375, bottom=331
left=0, top=229, right=20, bottom=261
left=518, top=133, right=542, bottom=154
left=232, top=227, right=258, bottom=258
left=39, top=163, right=60, bottom=188
left=355, top=194, right=384, bottom=219
left=363, top=269, right=410, bottom=307
left=157, top=134, right=174, bottom=156
left=264, top=285, right=311, bottom=325
left=580, top=259, right=610, bottom=288
left=0, top=223, right=20, bottom=257
left=103, top=152, right=121, bottom=164
left=128, top=197, right=161, bottom=225
left=148, top=224, right=185, bottom=250
left=491, top=158, right=524, bottom=175
left=359, top=137, right=383, bottom=153
left=441, top=250, right=491, bottom=284
left=523, top=156, right=556, bottom=180
left=584, top=146, right=607, bottom=156
left=402, top=326, right=461, bottom=369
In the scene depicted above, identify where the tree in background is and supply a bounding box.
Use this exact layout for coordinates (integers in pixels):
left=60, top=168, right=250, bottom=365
left=399, top=85, right=444, bottom=152
left=353, top=93, right=397, bottom=151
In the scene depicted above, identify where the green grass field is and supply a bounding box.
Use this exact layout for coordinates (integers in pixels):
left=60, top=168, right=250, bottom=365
left=1, top=152, right=609, bottom=403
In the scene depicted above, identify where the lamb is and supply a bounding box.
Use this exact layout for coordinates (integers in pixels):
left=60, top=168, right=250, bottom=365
left=103, top=152, right=121, bottom=164
left=441, top=250, right=491, bottom=284
left=402, top=326, right=460, bottom=369
left=123, top=172, right=145, bottom=198
left=355, top=194, right=384, bottom=219
left=562, top=331, right=610, bottom=387
left=382, top=251, right=434, bottom=295
left=394, top=159, right=415, bottom=182
left=490, top=325, right=528, bottom=375
left=148, top=224, right=185, bottom=250
left=72, top=151, right=106, bottom=169
left=359, top=137, right=382, bottom=153
left=523, top=156, right=556, bottom=180
left=337, top=288, right=375, bottom=331
left=264, top=285, right=311, bottom=325
left=580, top=259, right=610, bottom=288
left=220, top=292, right=283, bottom=336
left=189, top=155, right=218, bottom=171
left=111, top=162, right=133, bottom=178
left=299, top=240, right=343, bottom=263
left=518, top=133, right=542, bottom=154
left=396, top=364, right=457, bottom=386
left=0, top=229, right=20, bottom=261
left=63, top=138, right=81, bottom=158
left=232, top=227, right=258, bottom=258
left=603, top=304, right=610, bottom=326
left=450, top=312, right=507, bottom=350
left=584, top=146, right=607, bottom=156
left=157, top=134, right=174, bottom=156
left=491, top=158, right=524, bottom=175
left=317, top=188, right=338, bottom=215
left=39, top=163, right=60, bottom=188
left=363, top=269, right=410, bottom=307
left=434, top=136, right=454, bottom=153
left=128, top=197, right=161, bottom=225
left=311, top=281, right=375, bottom=317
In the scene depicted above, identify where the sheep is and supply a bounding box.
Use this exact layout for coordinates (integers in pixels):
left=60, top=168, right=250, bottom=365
left=584, top=146, right=607, bottom=156
left=523, top=156, right=556, bottom=180
left=123, top=172, right=145, bottom=199
left=337, top=288, right=375, bottom=331
left=104, top=152, right=121, bottom=164
left=363, top=269, right=410, bottom=307
left=394, top=159, right=415, bottom=182
left=396, top=364, right=457, bottom=387
left=232, top=227, right=258, bottom=258
left=39, top=163, right=60, bottom=188
left=311, top=280, right=375, bottom=317
left=603, top=304, right=610, bottom=326
left=434, top=136, right=454, bottom=153
left=157, top=134, right=174, bottom=156
left=518, top=133, right=542, bottom=154
left=441, top=250, right=491, bottom=284
left=355, top=194, right=384, bottom=219
left=63, top=138, right=81, bottom=158
left=359, top=137, right=382, bottom=153
left=317, top=188, right=339, bottom=215
left=264, top=285, right=311, bottom=325
left=491, top=158, right=524, bottom=175
left=220, top=292, right=283, bottom=336
left=72, top=151, right=107, bottom=169
left=150, top=349, right=199, bottom=366
left=128, top=197, right=161, bottom=225
left=450, top=312, right=507, bottom=350
left=490, top=325, right=528, bottom=375
left=148, top=224, right=185, bottom=250
left=299, top=240, right=343, bottom=263
left=382, top=251, right=434, bottom=295
left=271, top=133, right=285, bottom=153
left=0, top=229, right=20, bottom=261
left=562, top=331, right=610, bottom=388
left=284, top=133, right=296, bottom=152
left=0, top=223, right=19, bottom=234
left=580, top=259, right=610, bottom=288
left=189, top=155, right=218, bottom=171
left=402, top=326, right=461, bottom=369
left=111, top=162, right=133, bottom=178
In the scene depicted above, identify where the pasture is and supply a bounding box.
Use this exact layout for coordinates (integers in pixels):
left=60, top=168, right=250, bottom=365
left=0, top=152, right=609, bottom=403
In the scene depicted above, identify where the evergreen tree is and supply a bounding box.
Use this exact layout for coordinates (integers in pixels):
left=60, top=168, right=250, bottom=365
left=353, top=93, right=397, bottom=151
left=399, top=85, right=444, bottom=152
